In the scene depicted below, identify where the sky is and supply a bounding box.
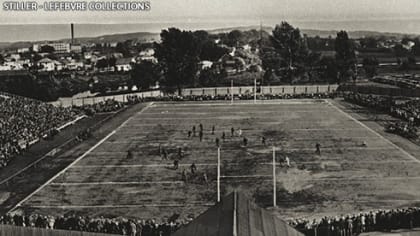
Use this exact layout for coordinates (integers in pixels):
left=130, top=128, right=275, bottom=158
left=1, top=0, right=420, bottom=41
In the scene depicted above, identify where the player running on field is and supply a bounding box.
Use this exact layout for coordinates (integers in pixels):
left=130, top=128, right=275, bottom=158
left=315, top=143, right=321, bottom=155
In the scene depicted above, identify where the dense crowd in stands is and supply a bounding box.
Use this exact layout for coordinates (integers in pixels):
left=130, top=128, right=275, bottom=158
left=391, top=99, right=420, bottom=126
left=290, top=207, right=420, bottom=236
left=0, top=93, right=79, bottom=168
left=343, top=92, right=420, bottom=139
left=0, top=92, right=133, bottom=169
left=385, top=121, right=418, bottom=139
left=343, top=92, right=392, bottom=111
left=0, top=213, right=183, bottom=236
left=372, top=75, right=420, bottom=90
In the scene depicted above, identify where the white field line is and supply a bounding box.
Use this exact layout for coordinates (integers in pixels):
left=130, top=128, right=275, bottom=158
left=88, top=147, right=396, bottom=156
left=290, top=128, right=366, bottom=131
left=293, top=136, right=371, bottom=141
left=27, top=203, right=215, bottom=209
left=67, top=159, right=420, bottom=169
left=72, top=163, right=219, bottom=168
left=220, top=175, right=272, bottom=178
left=326, top=100, right=420, bottom=164
left=45, top=175, right=420, bottom=188
left=8, top=102, right=154, bottom=213
left=50, top=181, right=185, bottom=186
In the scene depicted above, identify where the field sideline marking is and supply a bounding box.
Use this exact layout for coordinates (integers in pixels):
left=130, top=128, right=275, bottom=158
left=326, top=100, right=420, bottom=164
left=8, top=102, right=154, bottom=213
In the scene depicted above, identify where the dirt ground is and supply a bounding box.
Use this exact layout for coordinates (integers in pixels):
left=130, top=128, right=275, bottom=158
left=15, top=99, right=420, bottom=222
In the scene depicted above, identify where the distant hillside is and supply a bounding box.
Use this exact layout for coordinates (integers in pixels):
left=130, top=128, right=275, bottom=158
left=209, top=25, right=420, bottom=39
left=1, top=25, right=419, bottom=50
left=63, top=32, right=160, bottom=44
left=0, top=32, right=160, bottom=50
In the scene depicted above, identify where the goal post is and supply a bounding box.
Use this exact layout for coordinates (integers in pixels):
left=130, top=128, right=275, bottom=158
left=272, top=146, right=277, bottom=207
left=217, top=147, right=221, bottom=202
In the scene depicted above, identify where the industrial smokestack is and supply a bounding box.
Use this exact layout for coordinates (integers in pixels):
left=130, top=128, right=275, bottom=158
left=71, top=23, right=74, bottom=44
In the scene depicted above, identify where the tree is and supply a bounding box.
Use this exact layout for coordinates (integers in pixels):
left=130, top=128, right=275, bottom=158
left=412, top=38, right=420, bottom=56
left=305, top=52, right=321, bottom=83
left=116, top=40, right=131, bottom=57
left=269, top=21, right=309, bottom=81
left=362, top=57, right=379, bottom=78
left=318, top=56, right=339, bottom=83
left=197, top=68, right=221, bottom=87
left=200, top=41, right=229, bottom=61
left=154, top=28, right=201, bottom=94
left=131, top=61, right=161, bottom=89
left=40, top=45, right=55, bottom=53
left=226, top=30, right=244, bottom=47
left=96, top=57, right=116, bottom=69
left=335, top=31, right=356, bottom=82
left=360, top=37, right=378, bottom=49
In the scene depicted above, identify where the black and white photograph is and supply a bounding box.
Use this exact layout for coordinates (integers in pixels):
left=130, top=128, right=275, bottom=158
left=1, top=0, right=420, bottom=235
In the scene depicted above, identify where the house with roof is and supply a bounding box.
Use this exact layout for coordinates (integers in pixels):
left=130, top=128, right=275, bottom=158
left=115, top=57, right=133, bottom=72
left=37, top=58, right=63, bottom=71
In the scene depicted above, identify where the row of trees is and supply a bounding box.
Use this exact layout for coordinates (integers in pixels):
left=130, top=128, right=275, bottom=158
left=131, top=22, right=382, bottom=93
left=131, top=28, right=229, bottom=93
left=261, top=22, right=357, bottom=84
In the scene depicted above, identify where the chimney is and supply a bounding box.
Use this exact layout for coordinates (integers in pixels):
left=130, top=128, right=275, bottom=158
left=71, top=23, right=74, bottom=44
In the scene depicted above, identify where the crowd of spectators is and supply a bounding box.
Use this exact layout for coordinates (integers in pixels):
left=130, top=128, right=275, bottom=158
left=139, top=92, right=337, bottom=102
left=385, top=121, right=418, bottom=139
left=343, top=92, right=420, bottom=139
left=372, top=75, right=420, bottom=90
left=290, top=207, right=420, bottom=236
left=0, top=213, right=184, bottom=236
left=343, top=92, right=392, bottom=111
left=0, top=93, right=80, bottom=168
left=0, top=92, right=137, bottom=170
left=2, top=207, right=420, bottom=236
left=390, top=99, right=420, bottom=126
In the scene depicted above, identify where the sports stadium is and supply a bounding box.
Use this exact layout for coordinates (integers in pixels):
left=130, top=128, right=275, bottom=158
left=1, top=82, right=420, bottom=235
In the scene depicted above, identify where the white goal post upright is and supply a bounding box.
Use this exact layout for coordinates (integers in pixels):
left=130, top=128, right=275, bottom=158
left=254, top=78, right=257, bottom=104
left=231, top=80, right=234, bottom=105
left=272, top=146, right=277, bottom=207
left=217, top=147, right=221, bottom=202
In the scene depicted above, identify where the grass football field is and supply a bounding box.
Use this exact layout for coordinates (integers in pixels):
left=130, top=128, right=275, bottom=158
left=14, top=99, right=420, bottom=221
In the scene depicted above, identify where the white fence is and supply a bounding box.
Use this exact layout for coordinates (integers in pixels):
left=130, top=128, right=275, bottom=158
left=51, top=84, right=339, bottom=107
left=50, top=90, right=163, bottom=107
left=181, top=84, right=338, bottom=97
